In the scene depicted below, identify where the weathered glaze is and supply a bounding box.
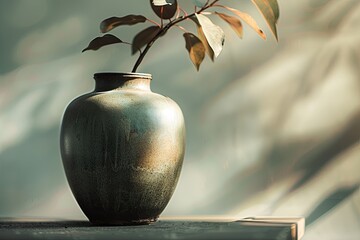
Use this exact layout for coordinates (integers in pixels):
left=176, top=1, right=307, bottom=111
left=60, top=73, right=185, bottom=225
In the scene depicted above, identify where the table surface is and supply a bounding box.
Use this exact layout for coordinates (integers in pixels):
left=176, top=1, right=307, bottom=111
left=0, top=218, right=299, bottom=240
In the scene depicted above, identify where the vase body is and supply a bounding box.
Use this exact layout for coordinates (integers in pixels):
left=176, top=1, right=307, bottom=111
left=60, top=72, right=185, bottom=225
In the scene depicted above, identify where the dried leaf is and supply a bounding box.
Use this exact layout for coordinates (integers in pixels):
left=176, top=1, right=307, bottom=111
left=100, top=15, right=147, bottom=33
left=190, top=16, right=214, bottom=61
left=197, top=26, right=214, bottom=61
left=215, top=12, right=243, bottom=38
left=221, top=6, right=266, bottom=40
left=132, top=26, right=161, bottom=54
left=82, top=34, right=123, bottom=52
left=150, top=0, right=178, bottom=19
left=268, top=0, right=280, bottom=23
left=252, top=0, right=278, bottom=40
left=195, top=13, right=225, bottom=58
left=183, top=33, right=205, bottom=71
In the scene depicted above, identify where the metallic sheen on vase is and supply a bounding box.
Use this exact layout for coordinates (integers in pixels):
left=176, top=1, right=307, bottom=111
left=60, top=72, right=185, bottom=225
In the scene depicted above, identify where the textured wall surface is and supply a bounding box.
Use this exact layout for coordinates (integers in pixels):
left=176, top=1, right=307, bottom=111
left=0, top=1, right=359, bottom=239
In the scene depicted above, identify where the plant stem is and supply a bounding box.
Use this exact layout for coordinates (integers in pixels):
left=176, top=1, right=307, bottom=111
left=131, top=0, right=220, bottom=73
left=146, top=18, right=161, bottom=27
left=175, top=25, right=188, bottom=33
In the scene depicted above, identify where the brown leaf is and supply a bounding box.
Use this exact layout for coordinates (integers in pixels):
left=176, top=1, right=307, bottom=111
left=197, top=26, right=214, bottom=61
left=215, top=12, right=243, bottom=38
left=100, top=15, right=147, bottom=33
left=183, top=33, right=206, bottom=71
left=195, top=13, right=225, bottom=58
left=221, top=6, right=266, bottom=40
left=82, top=34, right=123, bottom=52
left=150, top=0, right=178, bottom=19
left=132, top=26, right=161, bottom=54
left=252, top=0, right=279, bottom=40
left=190, top=16, right=214, bottom=61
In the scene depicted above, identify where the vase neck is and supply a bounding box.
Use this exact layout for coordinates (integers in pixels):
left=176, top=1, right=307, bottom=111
left=94, top=73, right=152, bottom=92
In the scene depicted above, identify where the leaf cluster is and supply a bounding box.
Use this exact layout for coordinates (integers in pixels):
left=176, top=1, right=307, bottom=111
left=83, top=0, right=280, bottom=72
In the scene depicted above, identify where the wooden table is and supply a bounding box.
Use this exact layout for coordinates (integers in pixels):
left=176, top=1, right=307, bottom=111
left=0, top=217, right=304, bottom=240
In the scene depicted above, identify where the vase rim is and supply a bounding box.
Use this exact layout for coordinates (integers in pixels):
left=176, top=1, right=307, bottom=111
left=94, top=72, right=152, bottom=80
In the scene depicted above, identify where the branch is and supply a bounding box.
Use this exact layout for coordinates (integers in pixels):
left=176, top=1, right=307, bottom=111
left=131, top=0, right=220, bottom=73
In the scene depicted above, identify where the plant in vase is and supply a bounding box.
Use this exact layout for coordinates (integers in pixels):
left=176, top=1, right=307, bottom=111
left=60, top=0, right=279, bottom=225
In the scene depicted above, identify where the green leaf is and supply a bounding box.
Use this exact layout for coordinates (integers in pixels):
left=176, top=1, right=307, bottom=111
left=215, top=12, right=243, bottom=38
left=183, top=33, right=206, bottom=71
left=195, top=13, right=225, bottom=58
left=252, top=0, right=279, bottom=40
left=150, top=0, right=178, bottom=19
left=220, top=6, right=266, bottom=40
left=100, top=15, right=147, bottom=33
left=82, top=34, right=124, bottom=52
left=132, top=26, right=161, bottom=54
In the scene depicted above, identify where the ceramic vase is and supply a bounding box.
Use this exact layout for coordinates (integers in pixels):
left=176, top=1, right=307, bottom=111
left=60, top=72, right=185, bottom=225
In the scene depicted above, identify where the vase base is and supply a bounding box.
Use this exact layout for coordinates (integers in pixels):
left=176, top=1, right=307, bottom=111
left=89, top=216, right=159, bottom=226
